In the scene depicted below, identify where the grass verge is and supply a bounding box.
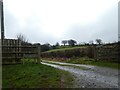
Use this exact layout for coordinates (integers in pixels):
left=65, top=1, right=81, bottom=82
left=42, top=61, right=90, bottom=70
left=2, top=62, right=73, bottom=88
left=42, top=57, right=120, bottom=69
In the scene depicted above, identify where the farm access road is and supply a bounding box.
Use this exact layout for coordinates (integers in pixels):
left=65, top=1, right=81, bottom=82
left=41, top=60, right=119, bottom=88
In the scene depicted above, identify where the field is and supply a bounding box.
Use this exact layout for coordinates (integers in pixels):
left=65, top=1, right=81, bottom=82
left=2, top=62, right=73, bottom=88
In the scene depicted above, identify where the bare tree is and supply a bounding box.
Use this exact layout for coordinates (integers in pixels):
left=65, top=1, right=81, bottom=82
left=16, top=33, right=28, bottom=45
left=68, top=39, right=77, bottom=46
left=89, top=40, right=94, bottom=45
left=61, top=40, right=67, bottom=46
left=96, top=39, right=102, bottom=45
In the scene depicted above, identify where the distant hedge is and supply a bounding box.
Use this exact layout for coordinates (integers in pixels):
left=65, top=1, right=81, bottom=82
left=41, top=46, right=95, bottom=58
left=41, top=44, right=119, bottom=62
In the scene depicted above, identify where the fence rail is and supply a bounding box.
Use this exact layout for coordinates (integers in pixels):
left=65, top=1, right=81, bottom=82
left=95, top=44, right=119, bottom=62
left=2, top=39, right=41, bottom=64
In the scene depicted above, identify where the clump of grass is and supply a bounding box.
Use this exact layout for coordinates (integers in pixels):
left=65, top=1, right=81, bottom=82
left=2, top=60, right=73, bottom=88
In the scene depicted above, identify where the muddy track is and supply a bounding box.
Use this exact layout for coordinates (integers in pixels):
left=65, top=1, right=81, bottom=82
left=41, top=60, right=119, bottom=88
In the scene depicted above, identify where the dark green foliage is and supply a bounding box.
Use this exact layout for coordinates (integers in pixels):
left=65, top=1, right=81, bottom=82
left=68, top=39, right=77, bottom=46
left=41, top=43, right=51, bottom=52
left=55, top=42, right=59, bottom=46
left=51, top=42, right=60, bottom=50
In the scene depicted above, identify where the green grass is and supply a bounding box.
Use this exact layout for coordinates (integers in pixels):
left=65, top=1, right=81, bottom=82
left=2, top=61, right=73, bottom=88
left=87, top=60, right=119, bottom=69
left=42, top=57, right=120, bottom=69
left=45, top=46, right=87, bottom=53
left=57, top=45, right=87, bottom=49
left=66, top=57, right=120, bottom=69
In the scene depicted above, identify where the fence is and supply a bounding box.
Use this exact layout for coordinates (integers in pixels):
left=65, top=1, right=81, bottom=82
left=95, top=43, right=119, bottom=62
left=41, top=43, right=119, bottom=62
left=2, top=39, right=41, bottom=64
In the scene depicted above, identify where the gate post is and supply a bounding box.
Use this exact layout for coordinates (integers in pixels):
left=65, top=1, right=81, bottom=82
left=93, top=46, right=98, bottom=61
left=37, top=44, right=41, bottom=64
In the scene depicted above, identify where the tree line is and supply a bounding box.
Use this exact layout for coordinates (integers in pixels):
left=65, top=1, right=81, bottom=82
left=40, top=39, right=103, bottom=52
left=16, top=33, right=117, bottom=52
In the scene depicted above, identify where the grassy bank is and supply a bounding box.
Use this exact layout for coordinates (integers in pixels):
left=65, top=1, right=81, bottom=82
left=42, top=57, right=120, bottom=69
left=46, top=46, right=87, bottom=53
left=2, top=62, right=73, bottom=88
left=41, top=46, right=93, bottom=59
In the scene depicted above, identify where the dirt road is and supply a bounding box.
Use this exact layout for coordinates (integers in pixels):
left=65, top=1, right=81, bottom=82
left=41, top=60, right=119, bottom=88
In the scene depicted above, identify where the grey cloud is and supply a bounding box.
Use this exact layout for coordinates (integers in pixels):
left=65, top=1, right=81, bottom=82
left=63, top=5, right=118, bottom=43
left=91, top=5, right=118, bottom=42
left=4, top=1, right=118, bottom=45
left=4, top=9, right=19, bottom=38
left=4, top=8, right=59, bottom=44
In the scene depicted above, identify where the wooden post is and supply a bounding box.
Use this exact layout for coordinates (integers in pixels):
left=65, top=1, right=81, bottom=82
left=18, top=40, right=23, bottom=64
left=37, top=45, right=41, bottom=64
left=0, top=0, right=4, bottom=67
left=93, top=46, right=98, bottom=61
left=0, top=0, right=5, bottom=45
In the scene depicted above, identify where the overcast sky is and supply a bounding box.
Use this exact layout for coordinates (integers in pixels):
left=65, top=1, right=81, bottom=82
left=3, top=0, right=119, bottom=45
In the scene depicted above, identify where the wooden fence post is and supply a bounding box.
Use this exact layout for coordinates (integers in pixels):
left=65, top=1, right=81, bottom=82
left=93, top=46, right=98, bottom=61
left=37, top=45, right=41, bottom=64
